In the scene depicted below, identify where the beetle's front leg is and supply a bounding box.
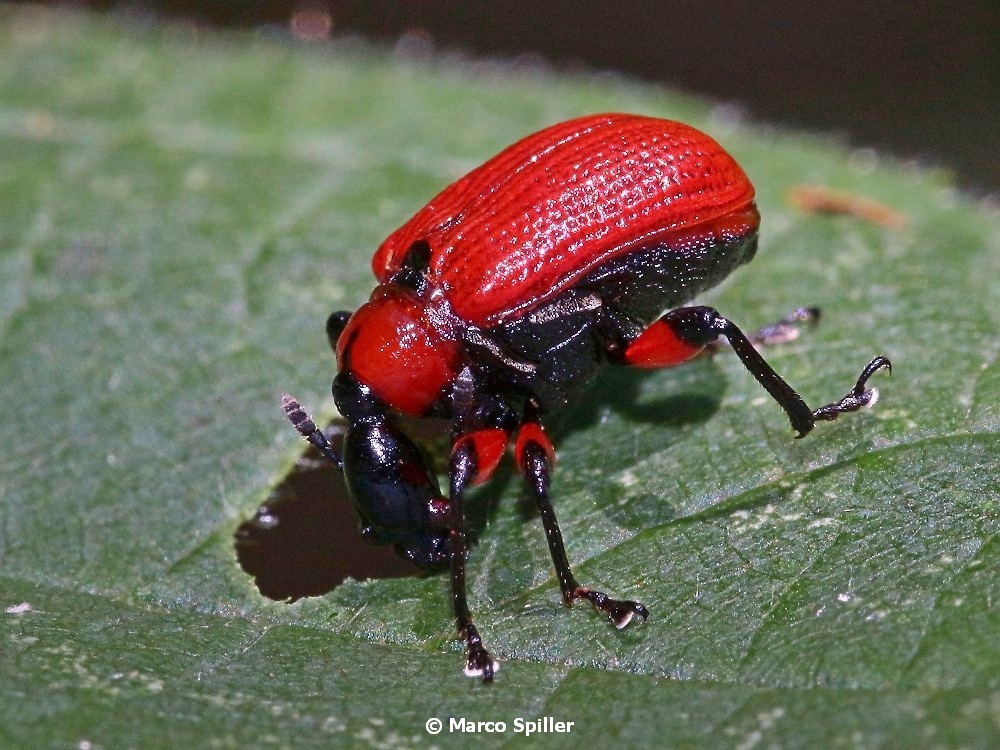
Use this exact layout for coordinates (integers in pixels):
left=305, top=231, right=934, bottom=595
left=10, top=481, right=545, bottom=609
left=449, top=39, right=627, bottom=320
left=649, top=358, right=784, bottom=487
left=447, top=440, right=501, bottom=681
left=516, top=398, right=649, bottom=628
left=617, top=305, right=890, bottom=437
left=445, top=371, right=515, bottom=681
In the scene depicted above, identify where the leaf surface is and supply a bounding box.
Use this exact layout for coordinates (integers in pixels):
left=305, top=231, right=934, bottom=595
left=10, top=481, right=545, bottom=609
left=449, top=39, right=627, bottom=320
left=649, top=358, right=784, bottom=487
left=2, top=7, right=998, bottom=748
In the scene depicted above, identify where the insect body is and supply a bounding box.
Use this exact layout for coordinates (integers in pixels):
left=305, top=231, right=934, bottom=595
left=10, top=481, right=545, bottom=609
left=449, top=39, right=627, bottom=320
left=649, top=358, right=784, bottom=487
left=284, top=113, right=890, bottom=681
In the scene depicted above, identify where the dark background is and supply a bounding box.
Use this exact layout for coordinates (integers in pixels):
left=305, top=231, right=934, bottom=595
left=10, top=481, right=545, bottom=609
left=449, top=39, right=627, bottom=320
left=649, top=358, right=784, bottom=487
left=32, top=1, right=1000, bottom=192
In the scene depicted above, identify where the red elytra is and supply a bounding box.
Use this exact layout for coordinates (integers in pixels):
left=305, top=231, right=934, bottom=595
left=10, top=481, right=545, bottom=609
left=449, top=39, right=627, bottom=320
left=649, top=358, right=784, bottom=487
left=373, top=114, right=757, bottom=328
left=284, top=113, right=890, bottom=683
left=340, top=113, right=760, bottom=416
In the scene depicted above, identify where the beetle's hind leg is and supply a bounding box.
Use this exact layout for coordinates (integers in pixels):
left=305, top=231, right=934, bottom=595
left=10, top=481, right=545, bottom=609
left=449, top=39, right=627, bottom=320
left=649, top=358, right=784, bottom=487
left=706, top=306, right=820, bottom=350
left=516, top=398, right=649, bottom=628
left=617, top=305, right=890, bottom=438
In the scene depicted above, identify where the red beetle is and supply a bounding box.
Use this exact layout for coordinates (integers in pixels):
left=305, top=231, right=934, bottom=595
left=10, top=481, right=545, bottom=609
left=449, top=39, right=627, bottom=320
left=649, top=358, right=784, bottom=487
left=283, top=113, right=889, bottom=681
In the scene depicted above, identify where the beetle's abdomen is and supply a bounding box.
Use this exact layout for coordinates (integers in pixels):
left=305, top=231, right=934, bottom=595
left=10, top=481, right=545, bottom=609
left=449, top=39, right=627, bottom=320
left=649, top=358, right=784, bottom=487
left=578, top=207, right=761, bottom=324
left=373, top=114, right=757, bottom=328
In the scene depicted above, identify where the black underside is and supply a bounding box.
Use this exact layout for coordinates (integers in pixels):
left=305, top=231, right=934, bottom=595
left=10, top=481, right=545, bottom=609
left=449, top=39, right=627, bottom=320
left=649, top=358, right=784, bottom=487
left=467, top=227, right=758, bottom=408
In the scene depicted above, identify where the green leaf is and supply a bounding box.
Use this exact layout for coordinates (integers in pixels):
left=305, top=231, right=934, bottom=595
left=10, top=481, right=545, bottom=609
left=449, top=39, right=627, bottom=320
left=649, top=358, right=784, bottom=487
left=2, top=6, right=999, bottom=748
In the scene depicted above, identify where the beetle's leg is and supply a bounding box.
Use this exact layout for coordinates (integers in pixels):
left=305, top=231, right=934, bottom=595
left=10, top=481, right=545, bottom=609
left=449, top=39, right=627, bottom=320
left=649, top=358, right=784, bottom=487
left=515, top=398, right=649, bottom=628
left=443, top=367, right=517, bottom=681
left=619, top=305, right=890, bottom=438
left=281, top=394, right=343, bottom=468
left=451, top=429, right=508, bottom=487
left=326, top=310, right=354, bottom=351
left=448, top=438, right=500, bottom=681
left=706, top=306, right=821, bottom=350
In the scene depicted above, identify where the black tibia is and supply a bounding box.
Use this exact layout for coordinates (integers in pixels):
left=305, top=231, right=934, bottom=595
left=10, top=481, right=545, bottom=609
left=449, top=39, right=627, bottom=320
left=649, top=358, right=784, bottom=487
left=282, top=394, right=343, bottom=468
left=518, top=413, right=649, bottom=629
left=666, top=306, right=891, bottom=438
left=449, top=440, right=498, bottom=682
left=333, top=372, right=451, bottom=567
left=326, top=310, right=353, bottom=350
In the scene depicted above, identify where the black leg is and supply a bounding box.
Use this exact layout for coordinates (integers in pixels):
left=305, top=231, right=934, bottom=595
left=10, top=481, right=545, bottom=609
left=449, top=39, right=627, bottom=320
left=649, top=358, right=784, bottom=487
left=667, top=306, right=890, bottom=437
left=811, top=355, right=892, bottom=422
left=448, top=441, right=498, bottom=681
left=517, top=404, right=649, bottom=628
left=707, top=306, right=821, bottom=350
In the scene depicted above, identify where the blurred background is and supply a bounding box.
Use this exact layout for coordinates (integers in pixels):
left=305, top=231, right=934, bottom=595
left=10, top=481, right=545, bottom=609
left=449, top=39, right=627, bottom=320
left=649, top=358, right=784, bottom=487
left=21, top=0, right=999, bottom=192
